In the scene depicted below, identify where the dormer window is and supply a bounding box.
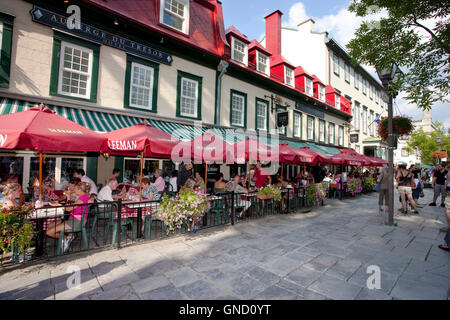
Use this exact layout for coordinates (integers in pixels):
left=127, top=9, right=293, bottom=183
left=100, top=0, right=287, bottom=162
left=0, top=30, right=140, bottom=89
left=335, top=94, right=340, bottom=108
left=256, top=51, right=269, bottom=76
left=318, top=84, right=325, bottom=101
left=285, top=67, right=294, bottom=86
left=231, top=37, right=248, bottom=66
left=305, top=78, right=313, bottom=95
left=160, top=0, right=190, bottom=34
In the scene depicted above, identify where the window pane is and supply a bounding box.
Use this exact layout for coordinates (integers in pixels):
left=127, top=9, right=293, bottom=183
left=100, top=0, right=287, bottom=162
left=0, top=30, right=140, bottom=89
left=180, top=78, right=198, bottom=117
left=60, top=43, right=91, bottom=98
left=231, top=94, right=244, bottom=126
left=256, top=102, right=266, bottom=130
left=130, top=63, right=153, bottom=109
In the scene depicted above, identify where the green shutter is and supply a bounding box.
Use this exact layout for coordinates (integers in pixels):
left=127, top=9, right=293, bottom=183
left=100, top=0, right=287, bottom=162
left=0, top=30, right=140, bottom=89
left=0, top=13, right=14, bottom=88
left=86, top=157, right=98, bottom=184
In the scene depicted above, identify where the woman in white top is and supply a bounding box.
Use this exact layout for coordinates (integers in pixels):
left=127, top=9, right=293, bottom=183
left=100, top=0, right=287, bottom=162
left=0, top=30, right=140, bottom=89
left=169, top=171, right=178, bottom=193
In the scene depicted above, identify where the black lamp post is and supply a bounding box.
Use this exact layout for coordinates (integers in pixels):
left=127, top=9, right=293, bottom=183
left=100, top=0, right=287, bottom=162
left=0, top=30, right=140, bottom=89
left=377, top=63, right=401, bottom=226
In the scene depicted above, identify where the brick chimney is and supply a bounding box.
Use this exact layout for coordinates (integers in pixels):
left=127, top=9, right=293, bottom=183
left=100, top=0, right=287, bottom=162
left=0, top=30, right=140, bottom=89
left=264, top=10, right=283, bottom=56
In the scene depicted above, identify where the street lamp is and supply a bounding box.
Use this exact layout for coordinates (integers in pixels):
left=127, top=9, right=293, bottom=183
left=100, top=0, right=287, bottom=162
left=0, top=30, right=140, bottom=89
left=377, top=63, right=401, bottom=226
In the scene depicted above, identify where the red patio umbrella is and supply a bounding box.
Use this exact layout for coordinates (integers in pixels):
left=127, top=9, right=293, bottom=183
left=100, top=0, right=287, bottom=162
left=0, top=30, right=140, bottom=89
left=279, top=143, right=316, bottom=165
left=365, top=155, right=388, bottom=167
left=101, top=122, right=181, bottom=200
left=299, top=147, right=343, bottom=165
left=0, top=105, right=107, bottom=199
left=335, top=149, right=372, bottom=166
left=233, top=138, right=277, bottom=164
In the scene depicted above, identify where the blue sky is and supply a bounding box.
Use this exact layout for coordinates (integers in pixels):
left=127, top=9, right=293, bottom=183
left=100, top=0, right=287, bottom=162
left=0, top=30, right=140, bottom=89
left=221, top=0, right=450, bottom=129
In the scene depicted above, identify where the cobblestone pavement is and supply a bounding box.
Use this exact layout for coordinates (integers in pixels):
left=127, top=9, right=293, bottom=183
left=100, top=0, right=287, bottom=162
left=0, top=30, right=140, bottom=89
left=0, top=189, right=449, bottom=300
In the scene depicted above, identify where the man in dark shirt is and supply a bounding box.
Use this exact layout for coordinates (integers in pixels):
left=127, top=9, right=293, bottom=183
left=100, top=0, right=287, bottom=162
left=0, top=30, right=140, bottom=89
left=430, top=164, right=448, bottom=207
left=177, top=163, right=193, bottom=190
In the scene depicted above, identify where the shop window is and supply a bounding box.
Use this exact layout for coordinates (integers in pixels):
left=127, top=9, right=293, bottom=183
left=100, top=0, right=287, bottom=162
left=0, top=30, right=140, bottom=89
left=160, top=0, right=190, bottom=34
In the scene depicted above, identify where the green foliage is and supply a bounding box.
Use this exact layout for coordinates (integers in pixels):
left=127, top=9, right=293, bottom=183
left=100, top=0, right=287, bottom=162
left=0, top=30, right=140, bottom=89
left=363, top=177, right=377, bottom=192
left=306, top=183, right=326, bottom=204
left=0, top=205, right=35, bottom=260
left=377, top=116, right=414, bottom=140
left=347, top=0, right=449, bottom=110
left=407, top=125, right=450, bottom=165
left=258, top=186, right=282, bottom=201
left=156, top=189, right=209, bottom=234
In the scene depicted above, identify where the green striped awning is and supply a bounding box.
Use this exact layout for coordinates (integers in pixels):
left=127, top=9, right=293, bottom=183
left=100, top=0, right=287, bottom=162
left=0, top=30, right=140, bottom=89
left=0, top=97, right=209, bottom=141
left=305, top=142, right=341, bottom=156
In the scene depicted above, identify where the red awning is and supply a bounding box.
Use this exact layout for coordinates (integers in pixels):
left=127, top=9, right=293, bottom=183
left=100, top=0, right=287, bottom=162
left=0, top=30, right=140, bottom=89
left=233, top=138, right=276, bottom=163
left=172, top=132, right=231, bottom=164
left=335, top=149, right=372, bottom=166
left=365, top=155, right=389, bottom=167
left=299, top=147, right=343, bottom=165
left=0, top=106, right=106, bottom=152
left=279, top=143, right=316, bottom=164
left=100, top=122, right=180, bottom=158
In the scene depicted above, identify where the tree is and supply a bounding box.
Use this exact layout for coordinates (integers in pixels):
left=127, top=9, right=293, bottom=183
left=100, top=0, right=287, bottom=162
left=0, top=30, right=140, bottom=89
left=406, top=122, right=450, bottom=165
left=347, top=0, right=449, bottom=110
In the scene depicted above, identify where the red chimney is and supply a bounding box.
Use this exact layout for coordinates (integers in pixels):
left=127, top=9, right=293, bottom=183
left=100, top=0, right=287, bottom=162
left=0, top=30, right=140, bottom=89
left=265, top=10, right=283, bottom=56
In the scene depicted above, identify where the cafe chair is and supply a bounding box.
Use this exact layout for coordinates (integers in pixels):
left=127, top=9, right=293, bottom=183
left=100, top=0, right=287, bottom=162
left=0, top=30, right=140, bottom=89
left=104, top=211, right=136, bottom=248
left=56, top=206, right=90, bottom=256
left=144, top=215, right=166, bottom=240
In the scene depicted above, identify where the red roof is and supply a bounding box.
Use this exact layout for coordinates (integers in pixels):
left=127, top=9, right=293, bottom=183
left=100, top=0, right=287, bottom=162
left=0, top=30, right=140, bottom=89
left=249, top=40, right=272, bottom=56
left=270, top=54, right=296, bottom=69
left=81, top=0, right=225, bottom=57
left=225, top=25, right=250, bottom=44
left=325, top=85, right=339, bottom=95
left=294, top=66, right=313, bottom=79
left=312, top=74, right=325, bottom=85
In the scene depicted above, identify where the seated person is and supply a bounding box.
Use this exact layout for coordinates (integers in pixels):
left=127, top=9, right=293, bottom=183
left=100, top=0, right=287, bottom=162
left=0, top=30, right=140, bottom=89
left=169, top=171, right=178, bottom=193
left=225, top=175, right=251, bottom=219
left=0, top=183, right=23, bottom=210
left=141, top=178, right=161, bottom=201
left=150, top=169, right=166, bottom=193
left=46, top=182, right=92, bottom=253
left=63, top=177, right=81, bottom=203
left=214, top=173, right=227, bottom=192
left=97, top=179, right=124, bottom=202
left=32, top=172, right=55, bottom=202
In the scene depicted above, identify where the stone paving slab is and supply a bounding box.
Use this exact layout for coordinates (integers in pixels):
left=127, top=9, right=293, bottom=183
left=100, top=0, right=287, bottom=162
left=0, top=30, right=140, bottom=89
left=0, top=189, right=448, bottom=300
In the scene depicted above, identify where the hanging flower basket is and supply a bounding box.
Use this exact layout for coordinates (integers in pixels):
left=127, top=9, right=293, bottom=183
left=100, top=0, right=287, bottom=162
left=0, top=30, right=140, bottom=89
left=377, top=116, right=414, bottom=141
left=432, top=151, right=448, bottom=159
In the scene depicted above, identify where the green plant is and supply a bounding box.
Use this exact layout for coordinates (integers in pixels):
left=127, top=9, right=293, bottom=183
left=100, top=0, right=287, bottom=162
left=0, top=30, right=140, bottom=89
left=363, top=177, right=376, bottom=192
left=258, top=186, right=282, bottom=201
left=156, top=189, right=210, bottom=234
left=306, top=183, right=326, bottom=204
left=346, top=178, right=363, bottom=195
left=377, top=116, right=414, bottom=141
left=0, top=205, right=35, bottom=262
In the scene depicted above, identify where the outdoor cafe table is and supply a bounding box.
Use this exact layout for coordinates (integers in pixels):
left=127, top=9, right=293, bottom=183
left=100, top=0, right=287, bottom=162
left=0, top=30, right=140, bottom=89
left=27, top=206, right=65, bottom=257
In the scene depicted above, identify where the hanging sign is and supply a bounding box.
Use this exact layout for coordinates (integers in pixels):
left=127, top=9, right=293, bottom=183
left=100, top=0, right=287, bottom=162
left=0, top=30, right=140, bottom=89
left=30, top=6, right=173, bottom=65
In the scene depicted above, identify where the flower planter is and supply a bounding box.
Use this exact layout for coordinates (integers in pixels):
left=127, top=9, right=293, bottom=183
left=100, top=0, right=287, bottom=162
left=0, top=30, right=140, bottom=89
left=258, top=194, right=274, bottom=200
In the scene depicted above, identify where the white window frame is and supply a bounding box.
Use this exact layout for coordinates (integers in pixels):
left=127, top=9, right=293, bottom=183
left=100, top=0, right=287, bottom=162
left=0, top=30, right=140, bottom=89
left=256, top=51, right=269, bottom=76
left=328, top=123, right=335, bottom=144
left=375, top=90, right=379, bottom=104
left=335, top=94, right=341, bottom=109
left=362, top=107, right=368, bottom=134
left=362, top=78, right=367, bottom=95
left=333, top=54, right=340, bottom=75
left=307, top=117, right=314, bottom=141
left=285, top=66, right=294, bottom=86
left=344, top=63, right=350, bottom=83
left=354, top=72, right=359, bottom=90
left=256, top=100, right=267, bottom=131
left=319, top=120, right=325, bottom=143
left=231, top=37, right=248, bottom=66
left=129, top=62, right=154, bottom=110
left=180, top=77, right=199, bottom=118
left=57, top=41, right=93, bottom=99
left=159, top=0, right=190, bottom=35
left=231, top=92, right=245, bottom=127
left=338, top=126, right=344, bottom=146
left=354, top=103, right=361, bottom=131
left=293, top=112, right=302, bottom=138
left=305, top=78, right=313, bottom=96
left=318, top=84, right=325, bottom=101
left=369, top=84, right=374, bottom=99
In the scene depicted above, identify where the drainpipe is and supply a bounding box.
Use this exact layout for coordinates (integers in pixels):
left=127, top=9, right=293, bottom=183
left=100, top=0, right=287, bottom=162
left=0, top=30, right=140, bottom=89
left=215, top=60, right=229, bottom=126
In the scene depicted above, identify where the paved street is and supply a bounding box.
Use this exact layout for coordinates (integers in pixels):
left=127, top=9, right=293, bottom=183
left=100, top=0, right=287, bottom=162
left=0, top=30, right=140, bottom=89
left=0, top=190, right=449, bottom=300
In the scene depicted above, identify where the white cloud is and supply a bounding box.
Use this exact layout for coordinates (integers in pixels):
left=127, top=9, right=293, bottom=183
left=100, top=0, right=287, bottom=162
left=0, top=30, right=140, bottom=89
left=284, top=2, right=309, bottom=28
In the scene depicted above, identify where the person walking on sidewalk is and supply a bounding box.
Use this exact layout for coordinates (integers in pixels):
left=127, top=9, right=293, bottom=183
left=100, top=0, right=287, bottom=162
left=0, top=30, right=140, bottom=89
left=430, top=164, right=448, bottom=208
left=396, top=164, right=420, bottom=215
left=378, top=167, right=389, bottom=214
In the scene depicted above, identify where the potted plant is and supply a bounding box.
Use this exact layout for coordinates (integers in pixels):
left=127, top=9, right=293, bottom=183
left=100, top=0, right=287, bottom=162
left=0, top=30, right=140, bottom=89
left=257, top=186, right=282, bottom=201
left=363, top=177, right=376, bottom=193
left=156, top=189, right=210, bottom=234
left=346, top=178, right=363, bottom=196
left=377, top=116, right=414, bottom=141
left=0, top=205, right=35, bottom=266
left=306, top=183, right=326, bottom=206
